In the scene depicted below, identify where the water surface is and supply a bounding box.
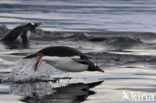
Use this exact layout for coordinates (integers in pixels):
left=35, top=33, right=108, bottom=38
left=1, top=0, right=156, bottom=103
left=1, top=0, right=156, bottom=31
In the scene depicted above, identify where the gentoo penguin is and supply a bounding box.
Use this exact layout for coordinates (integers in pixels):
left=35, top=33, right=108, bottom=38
left=24, top=46, right=104, bottom=72
left=1, top=22, right=41, bottom=44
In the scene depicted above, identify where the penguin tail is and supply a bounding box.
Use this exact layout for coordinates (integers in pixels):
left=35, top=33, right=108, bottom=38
left=24, top=52, right=39, bottom=59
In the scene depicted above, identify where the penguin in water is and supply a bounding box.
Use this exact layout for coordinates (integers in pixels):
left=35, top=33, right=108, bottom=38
left=24, top=46, right=104, bottom=73
left=1, top=22, right=41, bottom=45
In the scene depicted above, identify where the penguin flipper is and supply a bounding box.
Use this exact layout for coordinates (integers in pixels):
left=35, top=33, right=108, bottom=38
left=24, top=52, right=43, bottom=71
left=34, top=53, right=43, bottom=71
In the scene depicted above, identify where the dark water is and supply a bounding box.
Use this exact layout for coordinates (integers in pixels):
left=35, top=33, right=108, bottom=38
left=1, top=0, right=156, bottom=103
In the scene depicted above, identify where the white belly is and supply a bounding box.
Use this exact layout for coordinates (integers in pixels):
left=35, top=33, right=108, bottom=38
left=26, top=31, right=31, bottom=39
left=43, top=57, right=88, bottom=72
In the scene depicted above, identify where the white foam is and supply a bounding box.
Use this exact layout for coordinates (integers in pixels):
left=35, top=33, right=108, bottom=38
left=2, top=58, right=66, bottom=82
left=11, top=82, right=56, bottom=96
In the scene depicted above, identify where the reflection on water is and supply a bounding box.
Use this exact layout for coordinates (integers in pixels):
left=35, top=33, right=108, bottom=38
left=5, top=80, right=103, bottom=103
left=1, top=41, right=30, bottom=49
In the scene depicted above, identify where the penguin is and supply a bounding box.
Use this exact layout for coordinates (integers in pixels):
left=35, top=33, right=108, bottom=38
left=1, top=22, right=41, bottom=44
left=24, top=46, right=104, bottom=73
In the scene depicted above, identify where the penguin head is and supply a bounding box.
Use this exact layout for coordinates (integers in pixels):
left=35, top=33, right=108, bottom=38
left=88, top=62, right=104, bottom=73
left=26, top=22, right=41, bottom=31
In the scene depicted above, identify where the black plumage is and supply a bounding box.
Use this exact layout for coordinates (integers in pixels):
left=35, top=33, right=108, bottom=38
left=24, top=46, right=88, bottom=59
left=1, top=22, right=41, bottom=43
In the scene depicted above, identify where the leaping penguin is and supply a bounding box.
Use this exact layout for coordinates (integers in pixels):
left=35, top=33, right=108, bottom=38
left=1, top=22, right=41, bottom=44
left=24, top=46, right=104, bottom=73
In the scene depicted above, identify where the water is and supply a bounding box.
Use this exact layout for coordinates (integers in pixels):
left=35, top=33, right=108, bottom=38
left=1, top=28, right=156, bottom=103
left=1, top=0, right=156, bottom=103
left=1, top=0, right=156, bottom=31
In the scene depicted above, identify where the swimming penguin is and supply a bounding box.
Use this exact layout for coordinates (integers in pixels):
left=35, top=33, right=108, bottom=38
left=1, top=22, right=41, bottom=44
left=24, top=46, right=104, bottom=73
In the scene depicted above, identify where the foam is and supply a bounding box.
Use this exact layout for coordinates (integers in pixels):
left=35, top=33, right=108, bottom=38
left=2, top=58, right=66, bottom=82
left=11, top=82, right=56, bottom=96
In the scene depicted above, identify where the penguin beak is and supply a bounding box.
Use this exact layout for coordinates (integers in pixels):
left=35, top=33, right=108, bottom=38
left=96, top=67, right=104, bottom=73
left=35, top=22, right=41, bottom=27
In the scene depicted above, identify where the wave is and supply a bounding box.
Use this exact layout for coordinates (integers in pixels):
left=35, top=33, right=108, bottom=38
left=88, top=52, right=156, bottom=67
left=104, top=37, right=142, bottom=49
left=0, top=25, right=9, bottom=37
left=1, top=25, right=156, bottom=50
left=29, top=29, right=147, bottom=49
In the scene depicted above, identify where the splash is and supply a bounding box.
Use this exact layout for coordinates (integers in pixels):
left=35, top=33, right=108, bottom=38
left=11, top=82, right=56, bottom=96
left=2, top=58, right=66, bottom=82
